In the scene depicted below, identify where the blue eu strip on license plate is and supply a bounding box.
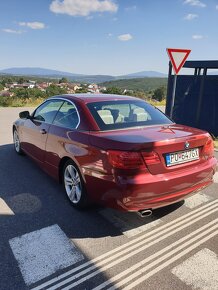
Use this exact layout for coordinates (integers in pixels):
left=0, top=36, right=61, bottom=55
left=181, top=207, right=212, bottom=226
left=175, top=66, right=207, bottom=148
left=166, top=154, right=171, bottom=166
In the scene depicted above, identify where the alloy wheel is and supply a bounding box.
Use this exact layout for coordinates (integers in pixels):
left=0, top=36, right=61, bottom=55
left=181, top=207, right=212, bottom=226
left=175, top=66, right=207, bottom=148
left=14, top=130, right=21, bottom=153
left=64, top=164, right=82, bottom=204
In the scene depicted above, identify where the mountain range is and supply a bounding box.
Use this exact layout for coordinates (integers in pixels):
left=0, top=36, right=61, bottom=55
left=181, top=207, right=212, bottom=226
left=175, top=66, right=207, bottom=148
left=0, top=67, right=167, bottom=83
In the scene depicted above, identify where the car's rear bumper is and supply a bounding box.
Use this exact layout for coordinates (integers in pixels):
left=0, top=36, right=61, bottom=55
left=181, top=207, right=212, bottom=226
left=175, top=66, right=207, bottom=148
left=85, top=157, right=217, bottom=211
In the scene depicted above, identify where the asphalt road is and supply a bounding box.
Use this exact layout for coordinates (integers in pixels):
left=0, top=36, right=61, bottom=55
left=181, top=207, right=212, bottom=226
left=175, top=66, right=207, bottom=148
left=0, top=107, right=217, bottom=290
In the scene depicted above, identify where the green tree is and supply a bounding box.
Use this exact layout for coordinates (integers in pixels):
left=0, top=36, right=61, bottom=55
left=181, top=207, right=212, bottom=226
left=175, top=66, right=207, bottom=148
left=18, top=77, right=27, bottom=84
left=11, top=88, right=29, bottom=99
left=2, top=77, right=13, bottom=84
left=0, top=96, right=13, bottom=107
left=59, top=77, right=68, bottom=83
left=11, top=88, right=46, bottom=99
left=28, top=88, right=46, bottom=99
left=46, top=84, right=67, bottom=97
left=153, top=86, right=166, bottom=102
left=131, top=90, right=147, bottom=100
left=0, top=83, right=4, bottom=91
left=76, top=87, right=88, bottom=93
left=104, top=87, right=123, bottom=95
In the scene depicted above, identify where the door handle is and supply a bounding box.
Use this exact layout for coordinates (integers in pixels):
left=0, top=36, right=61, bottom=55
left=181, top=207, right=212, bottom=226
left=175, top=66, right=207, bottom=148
left=40, top=129, right=47, bottom=134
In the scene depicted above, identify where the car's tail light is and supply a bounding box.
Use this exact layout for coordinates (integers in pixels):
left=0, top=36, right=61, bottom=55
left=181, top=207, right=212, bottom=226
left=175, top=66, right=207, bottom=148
left=141, top=151, right=161, bottom=165
left=203, top=137, right=214, bottom=158
left=107, top=150, right=145, bottom=169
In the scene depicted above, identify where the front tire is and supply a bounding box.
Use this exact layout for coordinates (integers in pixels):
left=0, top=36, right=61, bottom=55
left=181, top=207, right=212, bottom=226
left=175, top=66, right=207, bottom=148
left=62, top=160, right=89, bottom=209
left=13, top=129, right=23, bottom=155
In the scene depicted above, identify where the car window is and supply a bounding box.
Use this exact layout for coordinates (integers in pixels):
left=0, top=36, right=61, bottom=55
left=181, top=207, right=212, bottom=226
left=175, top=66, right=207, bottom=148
left=53, top=101, right=79, bottom=129
left=33, top=100, right=64, bottom=124
left=87, top=100, right=172, bottom=131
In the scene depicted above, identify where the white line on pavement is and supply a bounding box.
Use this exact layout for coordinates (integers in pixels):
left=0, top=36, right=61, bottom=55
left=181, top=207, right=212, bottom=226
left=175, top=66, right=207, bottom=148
left=99, top=208, right=162, bottom=237
left=9, top=225, right=84, bottom=285
left=0, top=198, right=14, bottom=215
left=213, top=171, right=218, bottom=183
left=171, top=248, right=218, bottom=289
left=38, top=201, right=218, bottom=290
left=32, top=199, right=218, bottom=290
left=184, top=192, right=211, bottom=209
left=103, top=220, right=218, bottom=290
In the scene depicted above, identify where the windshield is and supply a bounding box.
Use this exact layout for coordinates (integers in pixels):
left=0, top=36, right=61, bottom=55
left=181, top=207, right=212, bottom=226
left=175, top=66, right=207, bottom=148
left=87, top=100, right=172, bottom=131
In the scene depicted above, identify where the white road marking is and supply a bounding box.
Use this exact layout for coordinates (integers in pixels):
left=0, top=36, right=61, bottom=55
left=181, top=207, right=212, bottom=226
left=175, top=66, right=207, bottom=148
left=185, top=192, right=211, bottom=209
left=101, top=221, right=218, bottom=290
left=172, top=248, right=218, bottom=290
left=9, top=224, right=84, bottom=285
left=99, top=208, right=161, bottom=237
left=0, top=198, right=14, bottom=215
left=33, top=200, right=218, bottom=290
left=213, top=172, right=218, bottom=183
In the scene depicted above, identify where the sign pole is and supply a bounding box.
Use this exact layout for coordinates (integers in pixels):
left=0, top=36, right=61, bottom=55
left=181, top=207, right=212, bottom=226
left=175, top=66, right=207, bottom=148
left=170, top=74, right=177, bottom=118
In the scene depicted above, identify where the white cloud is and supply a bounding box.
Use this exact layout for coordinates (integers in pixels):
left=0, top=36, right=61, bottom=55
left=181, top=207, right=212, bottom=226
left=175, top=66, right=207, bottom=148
left=118, top=33, right=133, bottom=41
left=184, top=13, right=198, bottom=20
left=192, top=34, right=203, bottom=39
left=50, top=0, right=118, bottom=16
left=125, top=5, right=137, bottom=11
left=2, top=28, right=23, bottom=34
left=184, top=0, right=206, bottom=8
left=18, top=22, right=45, bottom=29
left=216, top=5, right=218, bottom=10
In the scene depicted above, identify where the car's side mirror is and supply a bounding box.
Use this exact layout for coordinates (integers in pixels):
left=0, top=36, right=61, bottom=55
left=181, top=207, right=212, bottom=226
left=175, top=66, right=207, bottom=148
left=19, top=111, right=30, bottom=119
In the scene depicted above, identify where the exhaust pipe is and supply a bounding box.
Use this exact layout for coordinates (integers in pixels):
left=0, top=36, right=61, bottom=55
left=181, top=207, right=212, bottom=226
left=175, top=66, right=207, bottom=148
left=137, top=209, right=152, bottom=218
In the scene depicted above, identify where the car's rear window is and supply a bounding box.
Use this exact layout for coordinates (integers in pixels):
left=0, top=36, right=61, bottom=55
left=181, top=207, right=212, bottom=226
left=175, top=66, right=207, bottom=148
left=87, top=100, right=172, bottom=131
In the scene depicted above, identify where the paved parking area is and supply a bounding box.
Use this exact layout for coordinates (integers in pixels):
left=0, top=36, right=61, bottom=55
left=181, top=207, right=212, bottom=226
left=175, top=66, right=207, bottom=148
left=0, top=107, right=217, bottom=290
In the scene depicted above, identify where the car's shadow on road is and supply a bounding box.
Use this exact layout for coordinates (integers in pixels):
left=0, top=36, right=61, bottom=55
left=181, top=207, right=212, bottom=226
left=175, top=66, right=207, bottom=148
left=0, top=144, right=184, bottom=241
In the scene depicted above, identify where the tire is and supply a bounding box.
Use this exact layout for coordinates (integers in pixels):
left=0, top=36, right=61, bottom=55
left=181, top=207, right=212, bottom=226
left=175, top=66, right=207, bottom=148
left=13, top=129, right=23, bottom=155
left=62, top=160, right=89, bottom=209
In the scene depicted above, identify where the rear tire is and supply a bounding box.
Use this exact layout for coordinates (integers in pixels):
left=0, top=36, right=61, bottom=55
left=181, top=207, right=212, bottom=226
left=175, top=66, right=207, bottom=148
left=13, top=129, right=23, bottom=155
left=62, top=160, right=89, bottom=209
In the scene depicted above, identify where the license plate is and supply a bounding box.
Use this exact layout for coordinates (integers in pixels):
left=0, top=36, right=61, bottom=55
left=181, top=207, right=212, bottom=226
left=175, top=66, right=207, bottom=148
left=165, top=148, right=199, bottom=167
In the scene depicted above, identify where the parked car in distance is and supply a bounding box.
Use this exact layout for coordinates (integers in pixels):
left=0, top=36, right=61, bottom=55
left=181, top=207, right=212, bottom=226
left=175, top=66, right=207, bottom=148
left=13, top=94, right=217, bottom=216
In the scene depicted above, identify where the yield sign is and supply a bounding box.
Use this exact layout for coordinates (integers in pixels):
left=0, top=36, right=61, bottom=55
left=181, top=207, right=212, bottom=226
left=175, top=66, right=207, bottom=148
left=167, top=48, right=191, bottom=75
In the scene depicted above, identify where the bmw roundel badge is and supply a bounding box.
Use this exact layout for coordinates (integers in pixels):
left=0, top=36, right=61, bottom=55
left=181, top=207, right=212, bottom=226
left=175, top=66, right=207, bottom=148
left=185, top=141, right=190, bottom=149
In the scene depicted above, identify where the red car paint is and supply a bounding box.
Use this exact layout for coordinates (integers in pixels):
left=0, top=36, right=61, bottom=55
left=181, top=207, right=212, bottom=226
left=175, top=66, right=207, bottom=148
left=13, top=94, right=217, bottom=211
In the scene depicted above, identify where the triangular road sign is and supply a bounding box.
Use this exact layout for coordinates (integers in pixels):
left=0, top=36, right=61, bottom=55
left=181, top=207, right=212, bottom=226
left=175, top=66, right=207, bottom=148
left=167, top=48, right=191, bottom=75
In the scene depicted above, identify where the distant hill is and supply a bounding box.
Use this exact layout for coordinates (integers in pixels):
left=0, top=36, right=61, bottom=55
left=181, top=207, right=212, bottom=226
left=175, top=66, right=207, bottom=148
left=100, top=77, right=168, bottom=92
left=0, top=67, right=82, bottom=77
left=0, top=67, right=167, bottom=84
left=121, top=71, right=167, bottom=78
left=0, top=67, right=116, bottom=83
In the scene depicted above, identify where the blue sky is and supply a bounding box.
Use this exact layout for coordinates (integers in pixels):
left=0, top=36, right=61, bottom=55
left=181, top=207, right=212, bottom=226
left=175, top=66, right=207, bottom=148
left=1, top=0, right=218, bottom=75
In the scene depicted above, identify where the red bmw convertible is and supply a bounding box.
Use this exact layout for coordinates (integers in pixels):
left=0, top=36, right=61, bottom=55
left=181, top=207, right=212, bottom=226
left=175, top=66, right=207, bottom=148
left=13, top=94, right=217, bottom=215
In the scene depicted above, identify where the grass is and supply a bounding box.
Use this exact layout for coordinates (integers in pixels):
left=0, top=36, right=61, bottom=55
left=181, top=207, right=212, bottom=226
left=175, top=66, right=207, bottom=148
left=0, top=97, right=46, bottom=107
left=148, top=100, right=166, bottom=106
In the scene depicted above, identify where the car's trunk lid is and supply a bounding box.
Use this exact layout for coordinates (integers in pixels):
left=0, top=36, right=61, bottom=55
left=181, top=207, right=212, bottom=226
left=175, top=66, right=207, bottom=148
left=89, top=124, right=210, bottom=174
